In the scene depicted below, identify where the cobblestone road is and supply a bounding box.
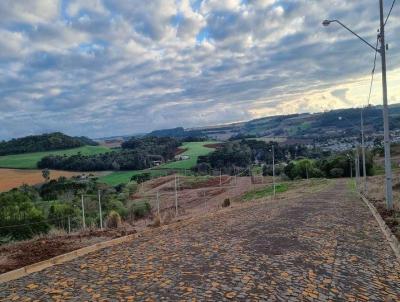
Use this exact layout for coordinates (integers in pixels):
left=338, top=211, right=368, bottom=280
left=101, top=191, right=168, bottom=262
left=1, top=180, right=399, bottom=301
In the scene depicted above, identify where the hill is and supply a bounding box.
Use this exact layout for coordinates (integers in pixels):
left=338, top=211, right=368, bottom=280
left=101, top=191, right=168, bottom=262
left=146, top=127, right=205, bottom=138
left=0, top=132, right=98, bottom=156
left=147, top=104, right=400, bottom=141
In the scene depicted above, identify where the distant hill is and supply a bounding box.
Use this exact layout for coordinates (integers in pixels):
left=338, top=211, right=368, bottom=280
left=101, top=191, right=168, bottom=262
left=146, top=127, right=205, bottom=139
left=0, top=132, right=98, bottom=156
left=147, top=104, right=400, bottom=141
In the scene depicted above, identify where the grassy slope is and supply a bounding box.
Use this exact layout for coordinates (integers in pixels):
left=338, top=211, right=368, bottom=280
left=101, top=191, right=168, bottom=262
left=0, top=146, right=110, bottom=169
left=99, top=141, right=217, bottom=186
left=158, top=141, right=216, bottom=169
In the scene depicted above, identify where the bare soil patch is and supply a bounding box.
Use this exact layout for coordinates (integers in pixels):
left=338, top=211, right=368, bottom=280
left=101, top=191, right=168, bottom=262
left=364, top=174, right=400, bottom=240
left=0, top=228, right=136, bottom=274
left=175, top=148, right=188, bottom=155
left=203, top=143, right=222, bottom=149
left=0, top=169, right=91, bottom=192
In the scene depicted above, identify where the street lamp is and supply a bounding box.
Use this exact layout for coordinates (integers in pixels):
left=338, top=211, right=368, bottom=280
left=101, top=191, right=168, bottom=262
left=323, top=0, right=393, bottom=209
left=322, top=20, right=379, bottom=52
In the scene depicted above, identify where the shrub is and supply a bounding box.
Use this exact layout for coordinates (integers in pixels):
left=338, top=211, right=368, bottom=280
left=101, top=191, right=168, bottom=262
left=0, top=191, right=50, bottom=240
left=127, top=201, right=152, bottom=220
left=151, top=215, right=161, bottom=228
left=330, top=168, right=344, bottom=178
left=133, top=201, right=151, bottom=219
left=222, top=198, right=231, bottom=208
left=131, top=173, right=151, bottom=184
left=106, top=210, right=121, bottom=229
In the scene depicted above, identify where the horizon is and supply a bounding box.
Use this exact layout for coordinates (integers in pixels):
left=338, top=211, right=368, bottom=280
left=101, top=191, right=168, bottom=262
left=1, top=1, right=400, bottom=140
left=4, top=101, right=400, bottom=141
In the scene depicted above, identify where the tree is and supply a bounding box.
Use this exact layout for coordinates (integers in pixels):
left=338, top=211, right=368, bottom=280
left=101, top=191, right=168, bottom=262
left=42, top=169, right=50, bottom=182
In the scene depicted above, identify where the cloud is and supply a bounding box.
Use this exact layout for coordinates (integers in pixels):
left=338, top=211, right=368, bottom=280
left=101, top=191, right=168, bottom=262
left=0, top=0, right=399, bottom=139
left=0, top=0, right=60, bottom=24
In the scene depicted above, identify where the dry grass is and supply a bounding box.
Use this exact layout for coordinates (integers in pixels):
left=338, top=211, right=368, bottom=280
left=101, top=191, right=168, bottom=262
left=365, top=174, right=400, bottom=239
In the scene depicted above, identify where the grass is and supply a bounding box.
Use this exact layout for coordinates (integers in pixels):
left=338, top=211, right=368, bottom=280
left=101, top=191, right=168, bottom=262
left=347, top=178, right=357, bottom=193
left=99, top=141, right=218, bottom=186
left=242, top=183, right=289, bottom=201
left=98, top=170, right=167, bottom=186
left=0, top=146, right=110, bottom=169
left=158, top=141, right=217, bottom=169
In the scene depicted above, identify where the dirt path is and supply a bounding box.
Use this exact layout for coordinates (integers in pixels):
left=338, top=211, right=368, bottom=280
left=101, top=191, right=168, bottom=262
left=1, top=180, right=399, bottom=301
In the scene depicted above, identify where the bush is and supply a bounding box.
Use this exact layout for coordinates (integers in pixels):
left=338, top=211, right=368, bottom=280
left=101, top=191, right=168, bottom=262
left=134, top=201, right=151, bottom=218
left=106, top=210, right=121, bottom=229
left=222, top=198, right=231, bottom=208
left=127, top=201, right=152, bottom=219
left=131, top=173, right=151, bottom=184
left=0, top=191, right=50, bottom=240
left=329, top=168, right=344, bottom=178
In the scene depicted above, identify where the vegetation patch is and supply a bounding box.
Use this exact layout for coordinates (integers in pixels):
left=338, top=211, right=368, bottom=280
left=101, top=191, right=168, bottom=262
left=0, top=146, right=110, bottom=169
left=242, top=183, right=289, bottom=201
left=38, top=137, right=180, bottom=172
left=160, top=141, right=217, bottom=170
left=0, top=132, right=98, bottom=156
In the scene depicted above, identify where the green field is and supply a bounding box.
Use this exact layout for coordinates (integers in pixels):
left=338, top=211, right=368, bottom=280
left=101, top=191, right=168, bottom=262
left=99, top=141, right=218, bottom=186
left=158, top=141, right=217, bottom=169
left=0, top=146, right=110, bottom=169
left=242, top=183, right=289, bottom=201
left=98, top=170, right=168, bottom=186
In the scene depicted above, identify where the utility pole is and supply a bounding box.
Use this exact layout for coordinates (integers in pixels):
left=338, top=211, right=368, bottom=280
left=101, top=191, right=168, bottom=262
left=323, top=1, right=394, bottom=209
left=379, top=0, right=393, bottom=209
left=355, top=146, right=360, bottom=191
left=360, top=108, right=367, bottom=193
left=272, top=145, right=276, bottom=197
left=156, top=190, right=160, bottom=217
left=98, top=190, right=103, bottom=230
left=219, top=169, right=222, bottom=186
left=174, top=174, right=178, bottom=217
left=306, top=162, right=309, bottom=180
left=350, top=158, right=352, bottom=178
left=81, top=194, right=86, bottom=229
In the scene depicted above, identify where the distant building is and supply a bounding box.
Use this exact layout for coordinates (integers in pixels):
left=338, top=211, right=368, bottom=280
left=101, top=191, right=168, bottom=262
left=175, top=155, right=190, bottom=161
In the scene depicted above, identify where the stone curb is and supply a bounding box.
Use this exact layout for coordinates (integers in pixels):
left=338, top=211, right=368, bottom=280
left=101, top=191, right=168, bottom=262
left=359, top=193, right=400, bottom=262
left=0, top=233, right=139, bottom=284
left=0, top=220, right=188, bottom=285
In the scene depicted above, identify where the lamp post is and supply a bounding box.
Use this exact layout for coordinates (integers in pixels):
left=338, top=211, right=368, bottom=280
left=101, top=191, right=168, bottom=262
left=323, top=1, right=393, bottom=209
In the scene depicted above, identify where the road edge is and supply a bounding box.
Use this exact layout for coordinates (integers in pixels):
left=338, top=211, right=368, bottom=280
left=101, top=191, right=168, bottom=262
left=359, top=193, right=400, bottom=262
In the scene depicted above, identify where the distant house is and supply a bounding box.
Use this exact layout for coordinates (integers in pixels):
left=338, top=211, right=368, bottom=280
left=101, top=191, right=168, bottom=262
left=175, top=155, right=190, bottom=161
left=152, top=160, right=163, bottom=166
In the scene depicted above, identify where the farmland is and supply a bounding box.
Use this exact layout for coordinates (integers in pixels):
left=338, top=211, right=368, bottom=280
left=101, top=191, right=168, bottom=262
left=158, top=141, right=217, bottom=169
left=0, top=169, right=107, bottom=192
left=98, top=141, right=217, bottom=185
left=0, top=146, right=110, bottom=169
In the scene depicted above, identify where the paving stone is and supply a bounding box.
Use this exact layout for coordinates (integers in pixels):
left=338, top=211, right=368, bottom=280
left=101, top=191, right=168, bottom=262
left=0, top=180, right=399, bottom=301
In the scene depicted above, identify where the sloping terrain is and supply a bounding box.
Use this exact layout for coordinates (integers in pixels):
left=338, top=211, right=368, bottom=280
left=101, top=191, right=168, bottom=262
left=1, top=180, right=399, bottom=301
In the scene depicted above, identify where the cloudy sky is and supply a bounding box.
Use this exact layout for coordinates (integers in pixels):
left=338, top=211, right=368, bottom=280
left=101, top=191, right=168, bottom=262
left=1, top=0, right=400, bottom=139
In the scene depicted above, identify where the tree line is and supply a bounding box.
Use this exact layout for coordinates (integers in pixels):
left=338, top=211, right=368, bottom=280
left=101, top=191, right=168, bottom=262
left=194, top=139, right=311, bottom=174
left=38, top=137, right=181, bottom=172
left=0, top=132, right=98, bottom=156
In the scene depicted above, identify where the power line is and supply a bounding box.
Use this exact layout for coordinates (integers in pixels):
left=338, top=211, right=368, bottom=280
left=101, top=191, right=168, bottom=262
left=384, top=0, right=396, bottom=26
left=367, top=36, right=380, bottom=106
